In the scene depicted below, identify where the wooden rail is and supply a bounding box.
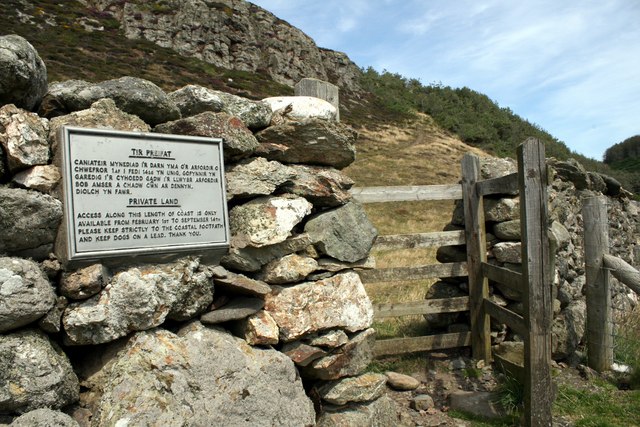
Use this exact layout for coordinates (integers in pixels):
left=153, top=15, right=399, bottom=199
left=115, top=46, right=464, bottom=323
left=350, top=184, right=462, bottom=203
left=352, top=183, right=469, bottom=357
left=603, top=254, right=640, bottom=295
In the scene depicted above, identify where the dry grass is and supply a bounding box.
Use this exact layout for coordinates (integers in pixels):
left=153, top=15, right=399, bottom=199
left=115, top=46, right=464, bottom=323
left=345, top=114, right=487, bottom=339
left=614, top=303, right=640, bottom=388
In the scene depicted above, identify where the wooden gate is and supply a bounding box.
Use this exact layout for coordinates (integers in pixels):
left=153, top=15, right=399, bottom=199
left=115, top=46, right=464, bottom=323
left=352, top=138, right=553, bottom=427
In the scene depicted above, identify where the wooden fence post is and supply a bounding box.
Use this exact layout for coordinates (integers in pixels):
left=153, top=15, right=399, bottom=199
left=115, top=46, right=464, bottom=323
left=518, top=139, right=553, bottom=427
left=583, top=196, right=613, bottom=371
left=462, top=153, right=491, bottom=363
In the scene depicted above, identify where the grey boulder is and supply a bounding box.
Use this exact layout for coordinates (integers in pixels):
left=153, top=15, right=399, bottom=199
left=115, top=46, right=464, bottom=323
left=0, top=35, right=47, bottom=110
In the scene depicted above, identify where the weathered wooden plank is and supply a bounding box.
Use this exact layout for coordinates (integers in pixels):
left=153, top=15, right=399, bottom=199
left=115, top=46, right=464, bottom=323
left=603, top=254, right=640, bottom=296
left=373, top=230, right=465, bottom=251
left=584, top=196, right=613, bottom=372
left=374, top=296, right=469, bottom=318
left=350, top=184, right=462, bottom=203
left=358, top=262, right=468, bottom=283
left=484, top=299, right=527, bottom=336
left=477, top=172, right=519, bottom=196
left=518, top=138, right=553, bottom=427
left=374, top=332, right=471, bottom=357
left=462, top=153, right=491, bottom=363
left=481, top=262, right=522, bottom=294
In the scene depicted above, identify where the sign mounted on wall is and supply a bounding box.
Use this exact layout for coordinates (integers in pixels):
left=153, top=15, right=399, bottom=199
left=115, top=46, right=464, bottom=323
left=56, top=126, right=229, bottom=264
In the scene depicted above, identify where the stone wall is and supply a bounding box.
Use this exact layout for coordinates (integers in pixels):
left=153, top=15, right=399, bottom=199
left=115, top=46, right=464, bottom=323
left=0, top=35, right=390, bottom=425
left=431, top=157, right=640, bottom=362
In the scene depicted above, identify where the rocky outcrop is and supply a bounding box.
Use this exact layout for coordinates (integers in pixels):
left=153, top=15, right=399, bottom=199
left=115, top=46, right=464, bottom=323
left=81, top=0, right=363, bottom=91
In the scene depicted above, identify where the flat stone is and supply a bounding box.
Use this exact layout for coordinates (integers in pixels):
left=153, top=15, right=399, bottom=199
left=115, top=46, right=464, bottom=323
left=485, top=197, right=520, bottom=222
left=154, top=111, right=258, bottom=162
left=306, top=329, right=349, bottom=348
left=221, top=233, right=315, bottom=273
left=492, top=241, right=522, bottom=264
left=317, top=373, right=387, bottom=405
left=256, top=119, right=357, bottom=169
left=212, top=268, right=271, bottom=296
left=200, top=297, right=265, bottom=324
left=317, top=395, right=398, bottom=427
left=281, top=164, right=354, bottom=207
left=492, top=220, right=521, bottom=241
left=316, top=257, right=376, bottom=273
left=225, top=157, right=295, bottom=200
left=281, top=341, right=327, bottom=367
left=385, top=371, right=421, bottom=391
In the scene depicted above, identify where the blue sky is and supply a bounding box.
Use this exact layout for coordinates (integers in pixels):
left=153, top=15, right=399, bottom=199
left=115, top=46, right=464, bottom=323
left=251, top=0, right=640, bottom=160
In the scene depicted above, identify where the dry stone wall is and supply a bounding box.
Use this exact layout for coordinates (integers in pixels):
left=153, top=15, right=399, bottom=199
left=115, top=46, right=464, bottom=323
left=0, top=35, right=391, bottom=425
left=431, top=157, right=640, bottom=362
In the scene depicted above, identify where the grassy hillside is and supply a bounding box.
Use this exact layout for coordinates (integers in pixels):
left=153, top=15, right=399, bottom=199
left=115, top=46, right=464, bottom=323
left=604, top=135, right=640, bottom=195
left=0, top=0, right=292, bottom=99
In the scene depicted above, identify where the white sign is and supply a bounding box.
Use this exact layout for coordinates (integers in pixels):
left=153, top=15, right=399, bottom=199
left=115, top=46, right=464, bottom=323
left=59, top=126, right=229, bottom=261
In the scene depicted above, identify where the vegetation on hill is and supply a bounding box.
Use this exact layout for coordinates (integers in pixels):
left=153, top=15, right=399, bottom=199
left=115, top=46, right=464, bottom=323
left=358, top=67, right=638, bottom=196
left=603, top=135, right=640, bottom=195
left=0, top=0, right=292, bottom=99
